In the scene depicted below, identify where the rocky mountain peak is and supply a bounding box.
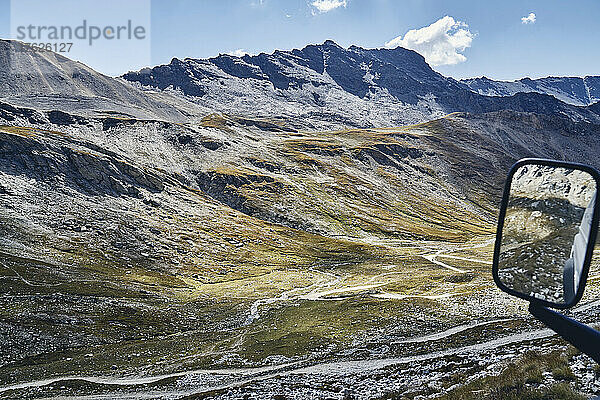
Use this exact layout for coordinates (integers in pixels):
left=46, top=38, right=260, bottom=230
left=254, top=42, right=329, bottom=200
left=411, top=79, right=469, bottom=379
left=462, top=74, right=600, bottom=106
left=121, top=41, right=453, bottom=116
left=321, top=39, right=342, bottom=48
left=120, top=41, right=600, bottom=129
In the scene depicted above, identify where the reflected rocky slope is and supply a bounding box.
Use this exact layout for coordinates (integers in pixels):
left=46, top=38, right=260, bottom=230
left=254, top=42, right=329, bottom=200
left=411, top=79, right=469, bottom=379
left=499, top=165, right=596, bottom=304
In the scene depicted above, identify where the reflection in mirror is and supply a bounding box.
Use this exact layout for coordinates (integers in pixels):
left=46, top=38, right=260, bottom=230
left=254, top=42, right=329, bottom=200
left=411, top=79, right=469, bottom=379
left=498, top=164, right=597, bottom=305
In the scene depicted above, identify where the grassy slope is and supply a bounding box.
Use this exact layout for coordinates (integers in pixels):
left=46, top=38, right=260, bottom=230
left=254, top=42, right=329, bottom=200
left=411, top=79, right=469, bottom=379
left=0, top=117, right=498, bottom=384
left=1, top=112, right=598, bottom=398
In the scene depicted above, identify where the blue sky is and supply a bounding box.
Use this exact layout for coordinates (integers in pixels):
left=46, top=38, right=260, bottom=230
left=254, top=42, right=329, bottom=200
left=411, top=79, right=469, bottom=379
left=1, top=0, right=599, bottom=79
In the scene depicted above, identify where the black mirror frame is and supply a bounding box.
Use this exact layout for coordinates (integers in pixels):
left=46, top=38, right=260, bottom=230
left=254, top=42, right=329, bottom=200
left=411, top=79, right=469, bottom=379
left=493, top=158, right=600, bottom=309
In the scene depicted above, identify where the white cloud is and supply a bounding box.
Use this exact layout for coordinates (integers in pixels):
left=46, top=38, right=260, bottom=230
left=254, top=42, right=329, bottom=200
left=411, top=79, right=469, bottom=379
left=385, top=16, right=474, bottom=66
left=229, top=49, right=249, bottom=57
left=521, top=12, right=536, bottom=24
left=310, top=0, right=347, bottom=14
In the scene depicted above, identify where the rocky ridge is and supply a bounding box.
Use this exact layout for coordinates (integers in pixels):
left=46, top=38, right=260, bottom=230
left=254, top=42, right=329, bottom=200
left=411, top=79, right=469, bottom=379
left=122, top=40, right=600, bottom=129
left=461, top=75, right=600, bottom=106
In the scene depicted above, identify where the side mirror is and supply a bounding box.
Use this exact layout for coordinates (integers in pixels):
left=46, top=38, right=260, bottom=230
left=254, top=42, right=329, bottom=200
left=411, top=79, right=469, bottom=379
left=493, top=159, right=600, bottom=309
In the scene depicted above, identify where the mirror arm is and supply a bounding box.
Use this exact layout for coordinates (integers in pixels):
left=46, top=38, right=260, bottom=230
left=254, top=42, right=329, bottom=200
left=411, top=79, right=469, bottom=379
left=529, top=302, right=600, bottom=363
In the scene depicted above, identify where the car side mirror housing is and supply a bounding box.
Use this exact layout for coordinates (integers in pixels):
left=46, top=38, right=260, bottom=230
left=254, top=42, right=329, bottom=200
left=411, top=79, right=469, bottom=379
left=493, top=159, right=600, bottom=309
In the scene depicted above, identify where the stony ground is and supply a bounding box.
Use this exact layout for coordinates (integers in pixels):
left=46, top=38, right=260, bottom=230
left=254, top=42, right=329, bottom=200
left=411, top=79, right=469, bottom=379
left=1, top=106, right=600, bottom=399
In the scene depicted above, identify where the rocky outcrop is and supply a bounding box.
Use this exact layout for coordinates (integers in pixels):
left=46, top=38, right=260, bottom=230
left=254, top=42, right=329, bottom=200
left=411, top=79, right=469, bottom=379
left=0, top=101, right=47, bottom=124
left=352, top=142, right=423, bottom=170
left=195, top=169, right=283, bottom=216
left=0, top=128, right=165, bottom=197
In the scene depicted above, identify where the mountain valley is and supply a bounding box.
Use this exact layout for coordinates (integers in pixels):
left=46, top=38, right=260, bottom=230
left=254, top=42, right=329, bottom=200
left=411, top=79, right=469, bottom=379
left=0, top=39, right=600, bottom=399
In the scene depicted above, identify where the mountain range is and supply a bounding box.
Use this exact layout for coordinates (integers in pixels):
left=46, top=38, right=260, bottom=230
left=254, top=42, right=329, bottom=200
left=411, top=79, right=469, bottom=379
left=121, top=40, right=600, bottom=129
left=2, top=39, right=599, bottom=129
left=1, top=38, right=600, bottom=398
left=461, top=75, right=600, bottom=106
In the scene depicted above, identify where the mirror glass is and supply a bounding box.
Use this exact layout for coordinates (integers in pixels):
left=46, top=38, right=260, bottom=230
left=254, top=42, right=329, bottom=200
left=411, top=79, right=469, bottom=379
left=498, top=164, right=597, bottom=306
